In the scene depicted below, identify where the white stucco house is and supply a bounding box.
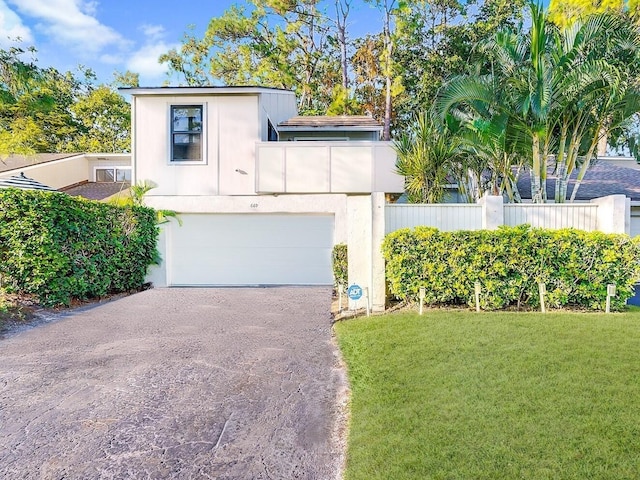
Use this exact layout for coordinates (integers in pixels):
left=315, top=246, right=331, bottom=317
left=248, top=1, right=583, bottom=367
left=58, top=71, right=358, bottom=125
left=122, top=86, right=404, bottom=311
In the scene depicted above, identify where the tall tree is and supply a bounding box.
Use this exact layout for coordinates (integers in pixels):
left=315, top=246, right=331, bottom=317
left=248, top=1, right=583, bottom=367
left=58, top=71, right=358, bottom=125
left=65, top=85, right=131, bottom=153
left=365, top=0, right=399, bottom=140
left=161, top=0, right=340, bottom=113
left=0, top=46, right=131, bottom=156
left=548, top=0, right=631, bottom=27
left=437, top=3, right=640, bottom=203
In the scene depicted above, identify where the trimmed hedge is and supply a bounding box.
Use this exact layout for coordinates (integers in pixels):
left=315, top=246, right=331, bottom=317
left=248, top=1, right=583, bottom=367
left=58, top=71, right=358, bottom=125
left=382, top=225, right=640, bottom=311
left=332, top=243, right=348, bottom=287
left=0, top=189, right=159, bottom=307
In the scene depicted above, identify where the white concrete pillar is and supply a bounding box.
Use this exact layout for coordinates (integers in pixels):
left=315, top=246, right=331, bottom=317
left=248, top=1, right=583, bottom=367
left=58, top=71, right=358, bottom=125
left=479, top=194, right=504, bottom=230
left=371, top=192, right=387, bottom=312
left=591, top=194, right=630, bottom=234
left=145, top=225, right=168, bottom=287
left=347, top=195, right=373, bottom=310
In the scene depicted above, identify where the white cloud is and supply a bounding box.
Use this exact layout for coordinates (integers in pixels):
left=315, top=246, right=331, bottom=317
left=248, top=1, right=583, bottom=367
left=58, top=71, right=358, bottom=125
left=126, top=41, right=177, bottom=80
left=125, top=23, right=178, bottom=83
left=140, top=24, right=165, bottom=42
left=6, top=0, right=128, bottom=56
left=81, top=0, right=97, bottom=16
left=99, top=53, right=122, bottom=64
left=0, top=1, right=34, bottom=46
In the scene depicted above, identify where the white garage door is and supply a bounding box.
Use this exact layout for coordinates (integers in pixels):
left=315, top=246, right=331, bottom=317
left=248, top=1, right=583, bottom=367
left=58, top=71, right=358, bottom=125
left=168, top=214, right=334, bottom=285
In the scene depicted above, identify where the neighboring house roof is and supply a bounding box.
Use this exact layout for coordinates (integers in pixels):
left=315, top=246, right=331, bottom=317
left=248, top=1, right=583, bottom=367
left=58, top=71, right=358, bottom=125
left=0, top=153, right=82, bottom=174
left=278, top=115, right=382, bottom=132
left=517, top=161, right=640, bottom=201
left=62, top=182, right=130, bottom=201
left=0, top=172, right=57, bottom=191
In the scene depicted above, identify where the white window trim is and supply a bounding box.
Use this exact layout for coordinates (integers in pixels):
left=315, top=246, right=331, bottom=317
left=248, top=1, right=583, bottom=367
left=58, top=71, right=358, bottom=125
left=168, top=103, right=208, bottom=165
left=93, top=166, right=132, bottom=182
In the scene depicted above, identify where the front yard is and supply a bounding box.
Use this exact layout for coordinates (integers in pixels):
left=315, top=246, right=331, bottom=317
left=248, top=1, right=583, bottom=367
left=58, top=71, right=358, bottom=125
left=335, top=310, right=640, bottom=479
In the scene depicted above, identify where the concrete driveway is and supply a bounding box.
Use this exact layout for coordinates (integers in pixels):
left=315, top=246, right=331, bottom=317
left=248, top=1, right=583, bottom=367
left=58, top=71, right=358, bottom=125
left=0, top=287, right=345, bottom=479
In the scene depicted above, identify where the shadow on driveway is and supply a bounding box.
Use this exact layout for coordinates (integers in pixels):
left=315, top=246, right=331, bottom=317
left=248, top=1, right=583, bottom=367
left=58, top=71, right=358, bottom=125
left=0, top=287, right=345, bottom=479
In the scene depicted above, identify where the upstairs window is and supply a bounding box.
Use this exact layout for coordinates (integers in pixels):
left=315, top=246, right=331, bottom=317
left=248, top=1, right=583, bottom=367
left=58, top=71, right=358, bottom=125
left=171, top=105, right=203, bottom=162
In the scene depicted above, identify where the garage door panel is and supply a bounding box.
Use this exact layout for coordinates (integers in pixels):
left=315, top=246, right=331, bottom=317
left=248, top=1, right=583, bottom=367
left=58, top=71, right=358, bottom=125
left=169, top=214, right=334, bottom=285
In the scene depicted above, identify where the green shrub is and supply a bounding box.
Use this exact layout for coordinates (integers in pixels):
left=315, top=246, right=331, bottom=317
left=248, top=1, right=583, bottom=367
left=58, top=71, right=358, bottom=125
left=332, top=243, right=348, bottom=287
left=382, top=225, right=640, bottom=311
left=0, top=189, right=159, bottom=307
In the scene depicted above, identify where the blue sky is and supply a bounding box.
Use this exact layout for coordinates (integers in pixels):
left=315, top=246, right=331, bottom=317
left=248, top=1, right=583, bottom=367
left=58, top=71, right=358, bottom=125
left=0, top=0, right=242, bottom=85
left=0, top=0, right=385, bottom=87
left=0, top=1, right=541, bottom=87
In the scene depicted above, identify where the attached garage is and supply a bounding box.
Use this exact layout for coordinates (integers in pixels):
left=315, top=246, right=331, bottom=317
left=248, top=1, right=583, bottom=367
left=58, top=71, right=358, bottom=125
left=167, top=214, right=334, bottom=286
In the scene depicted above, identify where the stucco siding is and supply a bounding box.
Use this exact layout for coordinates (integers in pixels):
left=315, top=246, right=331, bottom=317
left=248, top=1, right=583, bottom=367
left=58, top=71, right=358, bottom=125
left=134, top=95, right=222, bottom=196
left=218, top=95, right=261, bottom=195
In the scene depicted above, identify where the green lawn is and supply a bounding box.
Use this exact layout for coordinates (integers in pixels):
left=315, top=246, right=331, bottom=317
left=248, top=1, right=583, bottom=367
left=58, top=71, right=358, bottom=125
left=335, top=310, right=640, bottom=480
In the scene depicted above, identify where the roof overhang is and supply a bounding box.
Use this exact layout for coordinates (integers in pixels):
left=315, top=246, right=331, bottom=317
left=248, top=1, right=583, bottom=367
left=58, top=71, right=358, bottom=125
left=120, top=86, right=295, bottom=97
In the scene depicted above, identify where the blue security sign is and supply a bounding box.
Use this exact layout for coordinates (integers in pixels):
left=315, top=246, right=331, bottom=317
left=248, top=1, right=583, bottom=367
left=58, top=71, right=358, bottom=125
left=347, top=284, right=363, bottom=301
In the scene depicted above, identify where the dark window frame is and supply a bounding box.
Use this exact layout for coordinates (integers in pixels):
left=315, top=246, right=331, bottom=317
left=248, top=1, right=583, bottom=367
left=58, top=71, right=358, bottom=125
left=170, top=104, right=204, bottom=163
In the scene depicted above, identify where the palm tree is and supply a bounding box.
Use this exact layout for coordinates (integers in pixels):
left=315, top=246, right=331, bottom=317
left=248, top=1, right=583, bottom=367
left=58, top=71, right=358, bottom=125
left=437, top=2, right=640, bottom=203
left=394, top=111, right=464, bottom=203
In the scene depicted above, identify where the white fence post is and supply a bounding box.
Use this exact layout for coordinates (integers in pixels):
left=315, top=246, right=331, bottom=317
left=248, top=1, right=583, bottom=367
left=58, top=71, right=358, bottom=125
left=478, top=194, right=504, bottom=230
left=591, top=195, right=630, bottom=234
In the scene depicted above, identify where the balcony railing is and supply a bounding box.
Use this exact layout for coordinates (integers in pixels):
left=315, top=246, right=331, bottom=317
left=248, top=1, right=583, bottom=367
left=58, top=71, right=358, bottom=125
left=255, top=141, right=404, bottom=194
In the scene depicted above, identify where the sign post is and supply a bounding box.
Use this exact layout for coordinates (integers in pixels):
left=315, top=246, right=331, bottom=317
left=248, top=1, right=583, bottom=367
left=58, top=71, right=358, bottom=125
left=606, top=284, right=616, bottom=313
left=538, top=282, right=546, bottom=314
left=347, top=284, right=363, bottom=312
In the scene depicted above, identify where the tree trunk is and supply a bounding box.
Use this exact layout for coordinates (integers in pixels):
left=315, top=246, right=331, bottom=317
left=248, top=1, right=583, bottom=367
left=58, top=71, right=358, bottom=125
left=531, top=134, right=544, bottom=203
left=335, top=0, right=350, bottom=90
left=383, top=6, right=393, bottom=141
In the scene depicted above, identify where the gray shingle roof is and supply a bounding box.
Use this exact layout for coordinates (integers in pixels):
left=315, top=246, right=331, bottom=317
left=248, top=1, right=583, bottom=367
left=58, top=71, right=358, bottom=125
left=517, top=161, right=640, bottom=201
left=62, top=182, right=130, bottom=201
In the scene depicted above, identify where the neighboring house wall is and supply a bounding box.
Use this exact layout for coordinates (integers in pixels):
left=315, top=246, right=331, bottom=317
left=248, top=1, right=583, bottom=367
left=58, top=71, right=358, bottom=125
left=0, top=154, right=131, bottom=190
left=85, top=154, right=131, bottom=182
left=279, top=131, right=378, bottom=141
left=0, top=155, right=87, bottom=190
left=597, top=156, right=640, bottom=170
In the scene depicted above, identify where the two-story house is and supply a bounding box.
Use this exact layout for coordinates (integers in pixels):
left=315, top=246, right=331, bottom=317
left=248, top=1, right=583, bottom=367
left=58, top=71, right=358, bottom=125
left=123, top=86, right=403, bottom=310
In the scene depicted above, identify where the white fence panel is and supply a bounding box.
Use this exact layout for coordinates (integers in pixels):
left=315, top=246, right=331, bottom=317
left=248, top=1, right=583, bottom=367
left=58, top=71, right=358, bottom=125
left=385, top=204, right=483, bottom=234
left=504, top=204, right=599, bottom=231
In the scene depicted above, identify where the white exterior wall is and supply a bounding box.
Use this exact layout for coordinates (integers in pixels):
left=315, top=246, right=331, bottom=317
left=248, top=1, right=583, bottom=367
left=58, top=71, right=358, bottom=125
left=256, top=141, right=404, bottom=194
left=134, top=91, right=298, bottom=197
